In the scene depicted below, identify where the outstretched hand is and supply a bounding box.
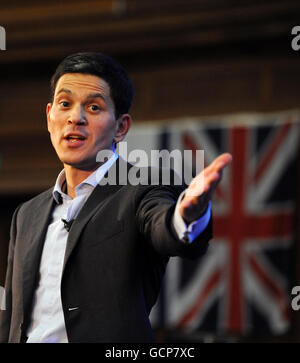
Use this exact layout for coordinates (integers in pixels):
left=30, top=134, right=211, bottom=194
left=179, top=153, right=232, bottom=224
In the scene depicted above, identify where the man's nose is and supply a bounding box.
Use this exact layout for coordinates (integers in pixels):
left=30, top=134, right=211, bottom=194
left=67, top=105, right=87, bottom=125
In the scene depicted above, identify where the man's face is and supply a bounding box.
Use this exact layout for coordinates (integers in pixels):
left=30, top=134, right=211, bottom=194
left=47, top=73, right=130, bottom=170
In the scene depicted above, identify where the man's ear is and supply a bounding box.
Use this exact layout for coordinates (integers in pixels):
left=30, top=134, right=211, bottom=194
left=114, top=114, right=132, bottom=144
left=46, top=103, right=52, bottom=132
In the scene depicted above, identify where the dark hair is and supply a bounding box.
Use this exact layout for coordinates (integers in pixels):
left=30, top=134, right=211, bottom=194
left=50, top=52, right=134, bottom=118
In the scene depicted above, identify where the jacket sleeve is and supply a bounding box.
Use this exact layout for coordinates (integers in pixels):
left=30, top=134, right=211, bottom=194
left=0, top=205, right=21, bottom=343
left=135, top=183, right=212, bottom=259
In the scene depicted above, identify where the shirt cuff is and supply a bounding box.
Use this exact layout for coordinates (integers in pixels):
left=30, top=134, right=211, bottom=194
left=172, top=191, right=212, bottom=244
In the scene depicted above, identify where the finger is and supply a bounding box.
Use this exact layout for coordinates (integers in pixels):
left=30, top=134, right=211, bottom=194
left=215, top=153, right=232, bottom=169
left=203, top=171, right=220, bottom=192
left=186, top=170, right=219, bottom=198
left=204, top=165, right=222, bottom=181
left=187, top=153, right=231, bottom=197
left=205, top=153, right=232, bottom=173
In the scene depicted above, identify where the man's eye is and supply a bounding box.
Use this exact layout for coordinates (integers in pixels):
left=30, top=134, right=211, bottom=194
left=60, top=101, right=70, bottom=108
left=89, top=104, right=101, bottom=112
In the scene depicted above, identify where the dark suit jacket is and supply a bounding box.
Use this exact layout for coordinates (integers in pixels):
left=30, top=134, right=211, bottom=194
left=0, top=159, right=212, bottom=343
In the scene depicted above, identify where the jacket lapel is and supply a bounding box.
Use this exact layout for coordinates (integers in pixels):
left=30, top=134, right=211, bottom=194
left=62, top=184, right=122, bottom=273
left=22, top=189, right=55, bottom=318
left=62, top=157, right=131, bottom=273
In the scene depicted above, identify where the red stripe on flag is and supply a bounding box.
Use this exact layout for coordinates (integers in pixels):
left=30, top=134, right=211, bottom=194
left=215, top=212, right=293, bottom=239
left=227, top=127, right=248, bottom=333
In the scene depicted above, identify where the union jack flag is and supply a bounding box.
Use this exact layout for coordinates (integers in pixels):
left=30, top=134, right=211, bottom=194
left=145, top=113, right=300, bottom=337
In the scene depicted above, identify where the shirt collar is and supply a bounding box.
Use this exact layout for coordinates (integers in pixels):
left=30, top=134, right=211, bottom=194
left=53, top=151, right=118, bottom=204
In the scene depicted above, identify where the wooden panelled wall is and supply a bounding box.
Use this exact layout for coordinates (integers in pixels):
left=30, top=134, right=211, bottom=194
left=0, top=0, right=300, bottom=309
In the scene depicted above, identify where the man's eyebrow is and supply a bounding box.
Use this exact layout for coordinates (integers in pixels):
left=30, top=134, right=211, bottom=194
left=86, top=93, right=106, bottom=102
left=55, top=88, right=105, bottom=102
left=56, top=88, right=72, bottom=96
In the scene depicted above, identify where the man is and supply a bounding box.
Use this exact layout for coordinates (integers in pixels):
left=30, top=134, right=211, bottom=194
left=0, top=52, right=232, bottom=343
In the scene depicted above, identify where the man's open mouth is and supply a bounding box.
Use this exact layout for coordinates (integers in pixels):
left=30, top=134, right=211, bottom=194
left=64, top=132, right=86, bottom=142
left=65, top=135, right=85, bottom=141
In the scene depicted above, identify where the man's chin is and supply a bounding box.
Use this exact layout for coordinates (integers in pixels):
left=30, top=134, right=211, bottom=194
left=61, top=159, right=100, bottom=172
